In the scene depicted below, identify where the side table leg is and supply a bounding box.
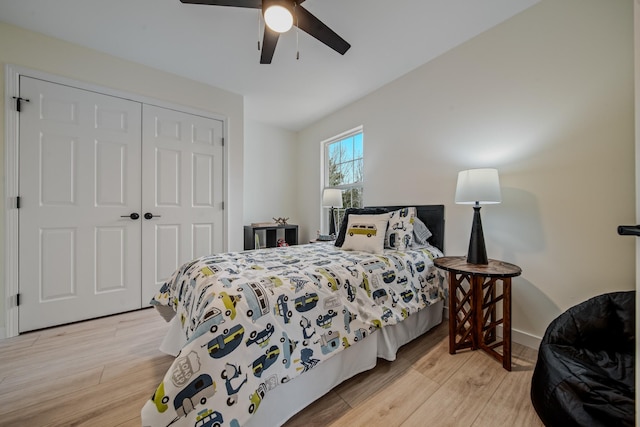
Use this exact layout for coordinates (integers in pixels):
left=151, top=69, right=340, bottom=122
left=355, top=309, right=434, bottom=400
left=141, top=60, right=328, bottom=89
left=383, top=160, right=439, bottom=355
left=448, top=273, right=457, bottom=354
left=503, top=279, right=512, bottom=371
left=487, top=279, right=497, bottom=343
left=472, top=275, right=483, bottom=351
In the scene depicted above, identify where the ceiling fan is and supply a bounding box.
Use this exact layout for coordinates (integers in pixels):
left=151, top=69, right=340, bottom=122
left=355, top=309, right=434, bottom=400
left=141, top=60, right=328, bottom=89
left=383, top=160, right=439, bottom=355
left=180, top=0, right=351, bottom=64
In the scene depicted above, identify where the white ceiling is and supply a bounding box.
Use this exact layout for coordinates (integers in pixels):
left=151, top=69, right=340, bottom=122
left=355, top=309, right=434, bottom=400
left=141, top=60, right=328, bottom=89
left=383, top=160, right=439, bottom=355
left=0, top=0, right=539, bottom=131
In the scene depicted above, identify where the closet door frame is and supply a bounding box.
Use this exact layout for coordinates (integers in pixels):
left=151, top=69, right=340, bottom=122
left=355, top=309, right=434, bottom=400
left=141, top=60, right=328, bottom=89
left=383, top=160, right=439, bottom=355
left=3, top=64, right=229, bottom=338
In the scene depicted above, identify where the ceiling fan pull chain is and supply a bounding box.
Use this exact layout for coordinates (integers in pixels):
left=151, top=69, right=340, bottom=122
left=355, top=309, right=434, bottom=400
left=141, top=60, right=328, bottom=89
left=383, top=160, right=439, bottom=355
left=257, top=10, right=262, bottom=51
left=295, top=3, right=300, bottom=60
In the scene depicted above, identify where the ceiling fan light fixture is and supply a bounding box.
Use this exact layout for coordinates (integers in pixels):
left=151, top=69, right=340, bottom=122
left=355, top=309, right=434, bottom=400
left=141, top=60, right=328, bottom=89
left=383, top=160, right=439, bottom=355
left=180, top=0, right=351, bottom=64
left=264, top=4, right=293, bottom=33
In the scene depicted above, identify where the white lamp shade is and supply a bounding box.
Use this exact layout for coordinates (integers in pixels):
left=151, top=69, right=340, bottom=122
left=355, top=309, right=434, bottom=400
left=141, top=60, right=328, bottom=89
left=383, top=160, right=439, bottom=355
left=264, top=5, right=293, bottom=33
left=322, top=188, right=343, bottom=208
left=455, top=168, right=501, bottom=204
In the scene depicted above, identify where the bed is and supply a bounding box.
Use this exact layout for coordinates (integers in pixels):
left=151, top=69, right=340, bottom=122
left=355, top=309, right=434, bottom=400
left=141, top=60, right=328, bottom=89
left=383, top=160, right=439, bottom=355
left=142, top=205, right=446, bottom=427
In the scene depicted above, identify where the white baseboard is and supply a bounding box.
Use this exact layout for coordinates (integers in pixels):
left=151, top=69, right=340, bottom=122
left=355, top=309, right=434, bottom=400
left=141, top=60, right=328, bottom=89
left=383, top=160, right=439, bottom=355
left=510, top=327, right=541, bottom=350
left=497, top=325, right=541, bottom=350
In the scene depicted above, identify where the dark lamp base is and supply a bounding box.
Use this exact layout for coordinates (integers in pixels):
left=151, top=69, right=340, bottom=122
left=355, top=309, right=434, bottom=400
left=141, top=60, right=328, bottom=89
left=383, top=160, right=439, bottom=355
left=467, top=205, right=488, bottom=265
left=329, top=207, right=337, bottom=236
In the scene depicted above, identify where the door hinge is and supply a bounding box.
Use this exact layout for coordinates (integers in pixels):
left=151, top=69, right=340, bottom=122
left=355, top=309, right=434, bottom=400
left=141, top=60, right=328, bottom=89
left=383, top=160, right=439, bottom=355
left=221, top=201, right=224, bottom=210
left=12, top=96, right=30, bottom=112
left=16, top=293, right=21, bottom=306
left=221, top=137, right=225, bottom=147
left=16, top=196, right=21, bottom=209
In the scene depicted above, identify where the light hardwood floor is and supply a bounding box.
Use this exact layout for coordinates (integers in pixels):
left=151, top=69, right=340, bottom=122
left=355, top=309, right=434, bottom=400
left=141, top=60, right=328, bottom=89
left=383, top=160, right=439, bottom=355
left=0, top=308, right=543, bottom=427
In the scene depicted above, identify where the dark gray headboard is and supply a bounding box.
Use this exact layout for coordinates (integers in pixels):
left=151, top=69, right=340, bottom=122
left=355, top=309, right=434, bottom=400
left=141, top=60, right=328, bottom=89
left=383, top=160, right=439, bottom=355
left=367, top=205, right=445, bottom=252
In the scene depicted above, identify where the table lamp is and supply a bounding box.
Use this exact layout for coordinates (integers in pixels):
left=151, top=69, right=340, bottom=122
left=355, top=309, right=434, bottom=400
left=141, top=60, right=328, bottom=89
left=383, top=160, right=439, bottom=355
left=455, top=168, right=501, bottom=264
left=322, top=188, right=343, bottom=236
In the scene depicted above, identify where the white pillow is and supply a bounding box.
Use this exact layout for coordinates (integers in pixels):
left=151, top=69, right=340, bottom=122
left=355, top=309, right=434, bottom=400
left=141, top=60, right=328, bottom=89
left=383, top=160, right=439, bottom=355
left=384, top=207, right=416, bottom=250
left=341, top=213, right=391, bottom=254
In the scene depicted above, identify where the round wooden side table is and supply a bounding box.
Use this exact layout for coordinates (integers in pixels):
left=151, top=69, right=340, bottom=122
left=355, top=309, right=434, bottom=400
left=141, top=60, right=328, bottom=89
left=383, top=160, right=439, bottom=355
left=434, top=256, right=522, bottom=371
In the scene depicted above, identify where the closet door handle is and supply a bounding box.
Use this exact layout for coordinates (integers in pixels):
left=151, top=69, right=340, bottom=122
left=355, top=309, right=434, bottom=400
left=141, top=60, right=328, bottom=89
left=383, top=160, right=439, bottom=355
left=144, top=212, right=161, bottom=220
left=121, top=213, right=140, bottom=220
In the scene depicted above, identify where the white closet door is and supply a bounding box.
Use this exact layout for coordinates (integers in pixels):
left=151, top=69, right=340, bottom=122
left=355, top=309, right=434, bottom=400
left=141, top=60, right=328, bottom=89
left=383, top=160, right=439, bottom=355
left=141, top=105, right=224, bottom=304
left=18, top=76, right=143, bottom=332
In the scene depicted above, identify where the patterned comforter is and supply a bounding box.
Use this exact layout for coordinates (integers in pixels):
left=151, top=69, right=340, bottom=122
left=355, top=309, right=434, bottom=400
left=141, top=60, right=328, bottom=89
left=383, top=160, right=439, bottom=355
left=141, top=242, right=444, bottom=427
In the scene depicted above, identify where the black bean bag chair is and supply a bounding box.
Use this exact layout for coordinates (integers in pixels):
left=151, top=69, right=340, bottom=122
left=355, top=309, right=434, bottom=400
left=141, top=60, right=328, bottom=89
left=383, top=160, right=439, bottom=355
left=531, top=291, right=635, bottom=427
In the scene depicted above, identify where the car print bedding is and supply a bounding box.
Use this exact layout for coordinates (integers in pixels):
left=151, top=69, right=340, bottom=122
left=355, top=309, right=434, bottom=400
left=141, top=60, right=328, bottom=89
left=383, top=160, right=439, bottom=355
left=141, top=241, right=445, bottom=427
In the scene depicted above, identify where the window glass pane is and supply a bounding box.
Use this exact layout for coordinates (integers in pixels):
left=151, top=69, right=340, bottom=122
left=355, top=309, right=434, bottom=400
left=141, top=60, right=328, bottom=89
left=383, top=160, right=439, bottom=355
left=354, top=159, right=363, bottom=183
left=342, top=189, right=351, bottom=209
left=340, top=163, right=351, bottom=185
left=351, top=187, right=363, bottom=208
left=328, top=158, right=341, bottom=186
left=354, top=133, right=363, bottom=159
left=328, top=143, right=339, bottom=161
left=342, top=136, right=354, bottom=160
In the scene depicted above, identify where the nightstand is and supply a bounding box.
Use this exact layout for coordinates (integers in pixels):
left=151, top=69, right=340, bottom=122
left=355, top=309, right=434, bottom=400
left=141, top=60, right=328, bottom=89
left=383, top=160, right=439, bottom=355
left=243, top=225, right=298, bottom=250
left=434, top=256, right=521, bottom=371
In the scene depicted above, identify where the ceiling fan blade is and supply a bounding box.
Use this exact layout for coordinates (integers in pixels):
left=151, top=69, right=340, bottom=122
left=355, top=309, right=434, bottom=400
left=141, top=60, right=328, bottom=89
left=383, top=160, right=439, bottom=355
left=180, top=0, right=261, bottom=8
left=260, top=26, right=280, bottom=64
left=294, top=5, right=350, bottom=55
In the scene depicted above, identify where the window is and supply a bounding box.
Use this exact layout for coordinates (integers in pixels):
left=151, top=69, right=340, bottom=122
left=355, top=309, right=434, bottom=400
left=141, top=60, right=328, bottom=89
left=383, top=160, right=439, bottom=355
left=323, top=127, right=363, bottom=229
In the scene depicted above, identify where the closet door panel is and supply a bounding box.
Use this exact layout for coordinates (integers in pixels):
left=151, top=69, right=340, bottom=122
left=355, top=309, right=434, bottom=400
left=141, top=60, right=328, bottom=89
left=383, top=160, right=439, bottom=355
left=18, top=76, right=142, bottom=332
left=141, top=105, right=224, bottom=304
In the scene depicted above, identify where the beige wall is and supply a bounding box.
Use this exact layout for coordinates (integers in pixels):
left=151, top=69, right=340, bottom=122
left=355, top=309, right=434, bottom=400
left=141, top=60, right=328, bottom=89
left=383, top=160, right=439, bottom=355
left=243, top=120, right=299, bottom=229
left=0, top=22, right=245, bottom=334
left=297, top=0, right=635, bottom=343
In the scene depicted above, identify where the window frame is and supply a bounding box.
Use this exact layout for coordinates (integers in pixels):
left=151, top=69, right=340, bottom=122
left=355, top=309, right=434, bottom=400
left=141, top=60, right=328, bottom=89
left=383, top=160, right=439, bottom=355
left=321, top=126, right=364, bottom=233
